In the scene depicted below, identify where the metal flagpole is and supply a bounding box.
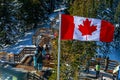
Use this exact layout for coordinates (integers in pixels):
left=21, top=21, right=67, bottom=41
left=57, top=13, right=61, bottom=80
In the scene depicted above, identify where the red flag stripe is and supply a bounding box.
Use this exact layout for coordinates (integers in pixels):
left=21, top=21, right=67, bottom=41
left=100, top=20, right=114, bottom=42
left=61, top=14, right=74, bottom=40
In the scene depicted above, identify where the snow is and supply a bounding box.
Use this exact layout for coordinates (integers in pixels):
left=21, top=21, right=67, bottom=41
left=115, top=24, right=119, bottom=27
left=48, top=7, right=65, bottom=21
left=0, top=30, right=36, bottom=54
left=48, top=12, right=58, bottom=21
left=54, top=7, right=67, bottom=12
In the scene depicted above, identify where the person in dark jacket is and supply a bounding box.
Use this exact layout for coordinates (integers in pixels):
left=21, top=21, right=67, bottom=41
left=37, top=44, right=43, bottom=53
left=104, top=57, right=109, bottom=71
left=37, top=53, right=43, bottom=70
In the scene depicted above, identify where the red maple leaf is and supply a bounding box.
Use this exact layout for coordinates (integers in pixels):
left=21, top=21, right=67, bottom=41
left=78, top=19, right=97, bottom=36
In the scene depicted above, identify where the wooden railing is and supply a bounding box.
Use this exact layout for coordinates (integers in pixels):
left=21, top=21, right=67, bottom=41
left=89, top=58, right=119, bottom=74
left=14, top=47, right=36, bottom=63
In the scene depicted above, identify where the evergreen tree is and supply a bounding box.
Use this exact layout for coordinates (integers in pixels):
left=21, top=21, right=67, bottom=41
left=19, top=0, right=52, bottom=28
left=113, top=1, right=120, bottom=49
left=0, top=0, right=17, bottom=45
left=68, top=0, right=100, bottom=18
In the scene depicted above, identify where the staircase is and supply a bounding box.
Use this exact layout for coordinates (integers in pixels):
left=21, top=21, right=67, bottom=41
left=14, top=47, right=36, bottom=64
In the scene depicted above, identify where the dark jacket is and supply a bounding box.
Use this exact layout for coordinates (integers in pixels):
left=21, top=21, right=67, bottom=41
left=37, top=45, right=43, bottom=53
left=37, top=53, right=43, bottom=63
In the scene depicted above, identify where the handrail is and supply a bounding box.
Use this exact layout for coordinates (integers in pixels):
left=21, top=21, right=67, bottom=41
left=20, top=54, right=34, bottom=64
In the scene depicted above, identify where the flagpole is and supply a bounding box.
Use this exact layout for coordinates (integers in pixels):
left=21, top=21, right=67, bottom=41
left=57, top=12, right=61, bottom=80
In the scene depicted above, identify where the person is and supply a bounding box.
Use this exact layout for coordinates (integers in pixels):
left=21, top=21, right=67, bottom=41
left=112, top=74, right=116, bottom=80
left=104, top=56, right=109, bottom=71
left=96, top=62, right=100, bottom=78
left=33, top=54, right=38, bottom=70
left=45, top=44, right=49, bottom=52
left=37, top=53, right=43, bottom=71
left=45, top=53, right=51, bottom=60
left=37, top=44, right=43, bottom=54
left=42, top=48, right=46, bottom=56
left=100, top=74, right=104, bottom=80
left=33, top=49, right=38, bottom=70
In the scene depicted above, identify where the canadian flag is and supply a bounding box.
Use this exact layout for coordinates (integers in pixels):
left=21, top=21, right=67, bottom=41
left=61, top=14, right=114, bottom=42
